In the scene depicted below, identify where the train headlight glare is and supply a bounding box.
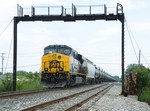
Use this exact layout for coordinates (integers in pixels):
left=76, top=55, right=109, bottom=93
left=59, top=68, right=63, bottom=71
left=44, top=68, right=48, bottom=71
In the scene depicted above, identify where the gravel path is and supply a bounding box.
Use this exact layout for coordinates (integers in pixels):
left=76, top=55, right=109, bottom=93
left=87, top=83, right=150, bottom=111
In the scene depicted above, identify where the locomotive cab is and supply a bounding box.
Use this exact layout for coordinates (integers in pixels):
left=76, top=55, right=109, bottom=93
left=41, top=45, right=72, bottom=87
left=41, top=45, right=84, bottom=87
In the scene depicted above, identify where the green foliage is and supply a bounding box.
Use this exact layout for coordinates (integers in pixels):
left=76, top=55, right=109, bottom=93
left=125, top=64, right=150, bottom=103
left=17, top=79, right=42, bottom=91
left=0, top=73, right=13, bottom=92
left=16, top=72, right=42, bottom=91
left=126, top=64, right=148, bottom=74
left=17, top=70, right=28, bottom=76
left=137, top=72, right=150, bottom=95
left=113, top=75, right=120, bottom=81
left=138, top=87, right=150, bottom=102
left=0, top=71, right=43, bottom=92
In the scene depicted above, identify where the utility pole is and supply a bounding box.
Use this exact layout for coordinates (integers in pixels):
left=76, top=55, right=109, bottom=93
left=1, top=53, right=5, bottom=74
left=138, top=50, right=141, bottom=65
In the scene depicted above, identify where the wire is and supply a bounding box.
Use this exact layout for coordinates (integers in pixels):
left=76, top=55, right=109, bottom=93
left=141, top=52, right=150, bottom=67
left=17, top=64, right=40, bottom=68
left=125, top=18, right=150, bottom=67
left=5, top=36, right=13, bottom=73
left=2, top=64, right=40, bottom=70
left=0, top=19, right=13, bottom=38
left=125, top=19, right=139, bottom=62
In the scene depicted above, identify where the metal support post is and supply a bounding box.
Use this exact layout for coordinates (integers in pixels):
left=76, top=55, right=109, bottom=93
left=1, top=53, right=5, bottom=74
left=121, top=16, right=125, bottom=94
left=13, top=17, right=18, bottom=91
left=138, top=50, right=141, bottom=65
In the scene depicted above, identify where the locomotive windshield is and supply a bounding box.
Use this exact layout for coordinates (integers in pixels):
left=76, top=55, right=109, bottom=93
left=44, top=45, right=72, bottom=56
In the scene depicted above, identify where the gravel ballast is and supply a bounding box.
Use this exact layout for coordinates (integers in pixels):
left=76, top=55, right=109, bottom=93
left=88, top=83, right=150, bottom=111
left=1, top=83, right=149, bottom=111
left=0, top=84, right=105, bottom=111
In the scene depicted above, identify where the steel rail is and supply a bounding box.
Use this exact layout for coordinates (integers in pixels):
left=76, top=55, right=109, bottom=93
left=0, top=88, right=52, bottom=98
left=21, top=83, right=108, bottom=111
left=65, top=83, right=113, bottom=111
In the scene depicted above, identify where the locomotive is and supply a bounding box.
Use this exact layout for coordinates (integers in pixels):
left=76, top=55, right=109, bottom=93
left=41, top=45, right=116, bottom=87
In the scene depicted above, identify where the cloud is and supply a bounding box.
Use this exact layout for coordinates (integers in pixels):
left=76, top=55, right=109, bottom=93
left=85, top=26, right=120, bottom=45
left=17, top=0, right=68, bottom=7
left=133, top=21, right=150, bottom=32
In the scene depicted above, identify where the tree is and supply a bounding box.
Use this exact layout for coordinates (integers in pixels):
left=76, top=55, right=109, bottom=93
left=125, top=64, right=150, bottom=94
left=17, top=70, right=28, bottom=75
left=113, top=75, right=120, bottom=81
left=125, top=64, right=148, bottom=74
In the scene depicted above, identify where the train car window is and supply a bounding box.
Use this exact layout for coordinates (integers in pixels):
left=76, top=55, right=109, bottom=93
left=72, top=52, right=75, bottom=58
left=44, top=45, right=72, bottom=55
left=44, top=48, right=56, bottom=55
left=44, top=49, right=50, bottom=55
left=58, top=48, right=64, bottom=54
left=57, top=48, right=71, bottom=55
left=64, top=49, right=70, bottom=55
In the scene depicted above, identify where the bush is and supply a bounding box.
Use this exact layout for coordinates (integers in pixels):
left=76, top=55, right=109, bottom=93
left=17, top=79, right=43, bottom=91
left=137, top=73, right=150, bottom=103
left=125, top=64, right=150, bottom=104
left=137, top=73, right=150, bottom=95
left=138, top=87, right=150, bottom=102
left=16, top=73, right=43, bottom=91
left=0, top=72, right=43, bottom=92
left=0, top=74, right=13, bottom=92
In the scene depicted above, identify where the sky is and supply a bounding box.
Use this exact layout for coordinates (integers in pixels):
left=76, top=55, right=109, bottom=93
left=0, top=0, right=150, bottom=77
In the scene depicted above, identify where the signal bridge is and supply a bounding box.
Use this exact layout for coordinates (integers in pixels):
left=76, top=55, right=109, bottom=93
left=13, top=3, right=125, bottom=94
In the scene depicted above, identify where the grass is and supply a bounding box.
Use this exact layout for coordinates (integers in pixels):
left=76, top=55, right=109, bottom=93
left=17, top=79, right=43, bottom=91
left=138, top=87, right=150, bottom=103
left=0, top=73, right=43, bottom=92
left=0, top=80, right=4, bottom=92
left=0, top=74, right=12, bottom=92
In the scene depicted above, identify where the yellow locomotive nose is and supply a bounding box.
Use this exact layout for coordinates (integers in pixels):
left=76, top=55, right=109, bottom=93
left=53, top=54, right=56, bottom=59
left=42, top=52, right=69, bottom=73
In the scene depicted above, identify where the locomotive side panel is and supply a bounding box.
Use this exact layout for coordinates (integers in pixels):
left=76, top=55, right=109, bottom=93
left=70, top=56, right=81, bottom=74
left=86, top=62, right=95, bottom=83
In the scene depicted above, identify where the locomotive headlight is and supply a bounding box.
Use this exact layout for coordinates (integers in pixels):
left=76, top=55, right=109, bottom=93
left=44, top=68, right=48, bottom=71
left=59, top=68, right=63, bottom=71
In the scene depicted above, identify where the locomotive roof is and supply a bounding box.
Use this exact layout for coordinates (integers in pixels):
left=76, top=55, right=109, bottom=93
left=45, top=44, right=72, bottom=49
left=44, top=44, right=79, bottom=55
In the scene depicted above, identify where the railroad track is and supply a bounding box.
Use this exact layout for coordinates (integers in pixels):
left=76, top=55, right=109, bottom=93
left=0, top=88, right=52, bottom=98
left=21, top=83, right=113, bottom=111
left=0, top=84, right=101, bottom=98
